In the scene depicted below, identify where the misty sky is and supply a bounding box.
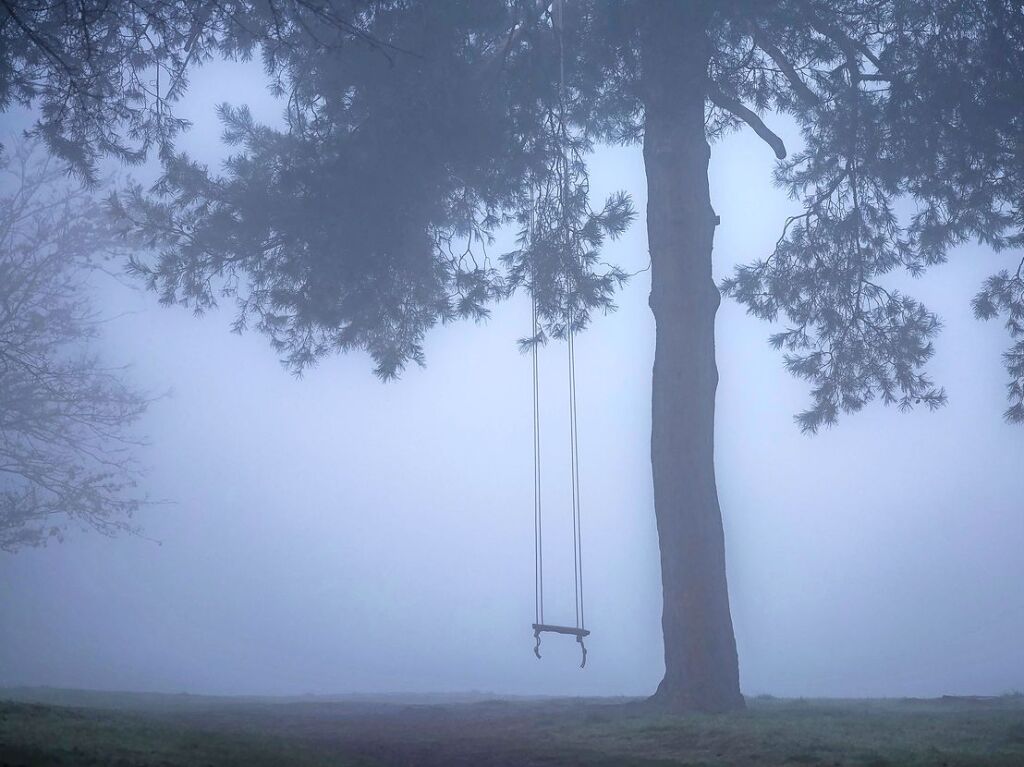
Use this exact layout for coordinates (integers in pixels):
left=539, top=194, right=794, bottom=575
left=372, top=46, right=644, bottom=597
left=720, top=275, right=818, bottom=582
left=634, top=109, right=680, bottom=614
left=1, top=59, right=1021, bottom=700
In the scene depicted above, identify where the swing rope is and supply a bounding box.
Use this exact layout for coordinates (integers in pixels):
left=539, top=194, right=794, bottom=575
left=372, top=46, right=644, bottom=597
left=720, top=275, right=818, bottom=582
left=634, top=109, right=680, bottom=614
left=560, top=0, right=584, bottom=639
left=531, top=0, right=589, bottom=669
left=568, top=316, right=583, bottom=633
left=531, top=211, right=545, bottom=630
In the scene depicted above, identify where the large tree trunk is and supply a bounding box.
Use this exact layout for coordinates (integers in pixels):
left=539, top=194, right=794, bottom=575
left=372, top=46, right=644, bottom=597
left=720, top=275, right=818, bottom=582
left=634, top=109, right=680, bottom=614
left=641, top=0, right=744, bottom=713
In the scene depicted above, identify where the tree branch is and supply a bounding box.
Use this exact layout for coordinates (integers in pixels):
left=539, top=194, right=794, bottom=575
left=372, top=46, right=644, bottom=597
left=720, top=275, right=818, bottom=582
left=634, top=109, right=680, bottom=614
left=806, top=13, right=886, bottom=76
left=486, top=0, right=552, bottom=76
left=707, top=83, right=787, bottom=159
left=752, top=31, right=821, bottom=106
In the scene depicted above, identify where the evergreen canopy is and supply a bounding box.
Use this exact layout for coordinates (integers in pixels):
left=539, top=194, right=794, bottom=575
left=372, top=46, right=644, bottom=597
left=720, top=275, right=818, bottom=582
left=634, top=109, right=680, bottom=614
left=5, top=0, right=1023, bottom=425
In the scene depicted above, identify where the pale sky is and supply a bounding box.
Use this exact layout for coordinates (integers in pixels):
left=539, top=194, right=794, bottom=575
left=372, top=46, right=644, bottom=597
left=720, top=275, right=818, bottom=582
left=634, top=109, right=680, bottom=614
left=1, top=59, right=1021, bottom=699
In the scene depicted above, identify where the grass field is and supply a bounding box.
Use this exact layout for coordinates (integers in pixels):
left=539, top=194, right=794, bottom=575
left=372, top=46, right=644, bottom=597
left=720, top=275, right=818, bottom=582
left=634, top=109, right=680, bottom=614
left=2, top=687, right=1023, bottom=766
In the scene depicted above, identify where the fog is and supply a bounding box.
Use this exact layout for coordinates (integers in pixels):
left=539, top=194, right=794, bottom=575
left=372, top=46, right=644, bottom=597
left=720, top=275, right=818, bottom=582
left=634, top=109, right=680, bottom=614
left=1, top=58, right=1021, bottom=701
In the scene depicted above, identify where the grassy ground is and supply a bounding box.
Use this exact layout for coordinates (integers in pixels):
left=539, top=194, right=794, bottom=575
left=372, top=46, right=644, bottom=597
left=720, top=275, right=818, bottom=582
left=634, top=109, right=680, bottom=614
left=2, top=688, right=1023, bottom=766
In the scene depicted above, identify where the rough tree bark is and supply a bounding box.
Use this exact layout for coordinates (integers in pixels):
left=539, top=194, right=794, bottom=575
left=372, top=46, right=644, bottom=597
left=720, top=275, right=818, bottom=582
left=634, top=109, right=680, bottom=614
left=641, top=0, right=745, bottom=713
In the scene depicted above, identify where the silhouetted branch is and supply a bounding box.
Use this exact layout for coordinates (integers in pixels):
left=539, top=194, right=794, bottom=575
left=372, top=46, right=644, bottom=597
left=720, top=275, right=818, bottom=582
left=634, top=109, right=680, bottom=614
left=707, top=83, right=787, bottom=159
left=752, top=31, right=821, bottom=106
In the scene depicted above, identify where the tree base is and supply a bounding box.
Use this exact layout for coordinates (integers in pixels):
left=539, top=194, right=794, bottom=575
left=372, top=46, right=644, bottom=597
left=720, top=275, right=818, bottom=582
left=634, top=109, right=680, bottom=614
left=645, top=678, right=746, bottom=714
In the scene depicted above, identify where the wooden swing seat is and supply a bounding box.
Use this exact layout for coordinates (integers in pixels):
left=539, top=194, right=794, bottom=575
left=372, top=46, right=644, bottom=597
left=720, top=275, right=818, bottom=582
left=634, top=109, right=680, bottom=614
left=532, top=623, right=590, bottom=667
left=532, top=623, right=589, bottom=638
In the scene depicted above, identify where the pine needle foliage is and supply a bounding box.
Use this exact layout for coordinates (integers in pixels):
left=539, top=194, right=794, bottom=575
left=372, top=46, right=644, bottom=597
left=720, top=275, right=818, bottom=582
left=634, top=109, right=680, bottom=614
left=4, top=0, right=1023, bottom=425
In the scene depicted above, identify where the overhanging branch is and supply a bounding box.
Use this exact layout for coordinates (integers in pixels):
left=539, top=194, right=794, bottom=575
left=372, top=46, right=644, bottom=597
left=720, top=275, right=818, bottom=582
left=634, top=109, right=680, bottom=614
left=807, top=14, right=886, bottom=77
left=707, top=84, right=787, bottom=160
left=752, top=32, right=821, bottom=107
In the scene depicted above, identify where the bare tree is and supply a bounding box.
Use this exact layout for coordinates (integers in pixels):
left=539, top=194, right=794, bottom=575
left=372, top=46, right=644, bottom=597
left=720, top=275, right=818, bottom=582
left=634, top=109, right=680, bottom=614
left=0, top=141, right=149, bottom=551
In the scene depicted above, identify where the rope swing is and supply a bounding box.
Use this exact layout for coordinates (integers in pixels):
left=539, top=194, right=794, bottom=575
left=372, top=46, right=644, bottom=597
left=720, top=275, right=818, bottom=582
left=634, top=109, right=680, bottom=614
left=530, top=286, right=589, bottom=669
left=530, top=0, right=589, bottom=669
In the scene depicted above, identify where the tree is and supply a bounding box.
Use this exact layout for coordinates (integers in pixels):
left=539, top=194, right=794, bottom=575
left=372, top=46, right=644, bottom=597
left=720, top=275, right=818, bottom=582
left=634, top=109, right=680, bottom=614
left=0, top=142, right=149, bottom=551
left=4, top=0, right=1022, bottom=711
left=0, top=0, right=433, bottom=182
left=0, top=0, right=203, bottom=181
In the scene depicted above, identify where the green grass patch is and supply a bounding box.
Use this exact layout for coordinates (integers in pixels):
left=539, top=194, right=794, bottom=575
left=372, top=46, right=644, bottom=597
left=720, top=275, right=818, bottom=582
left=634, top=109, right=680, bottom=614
left=1, top=689, right=1023, bottom=766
